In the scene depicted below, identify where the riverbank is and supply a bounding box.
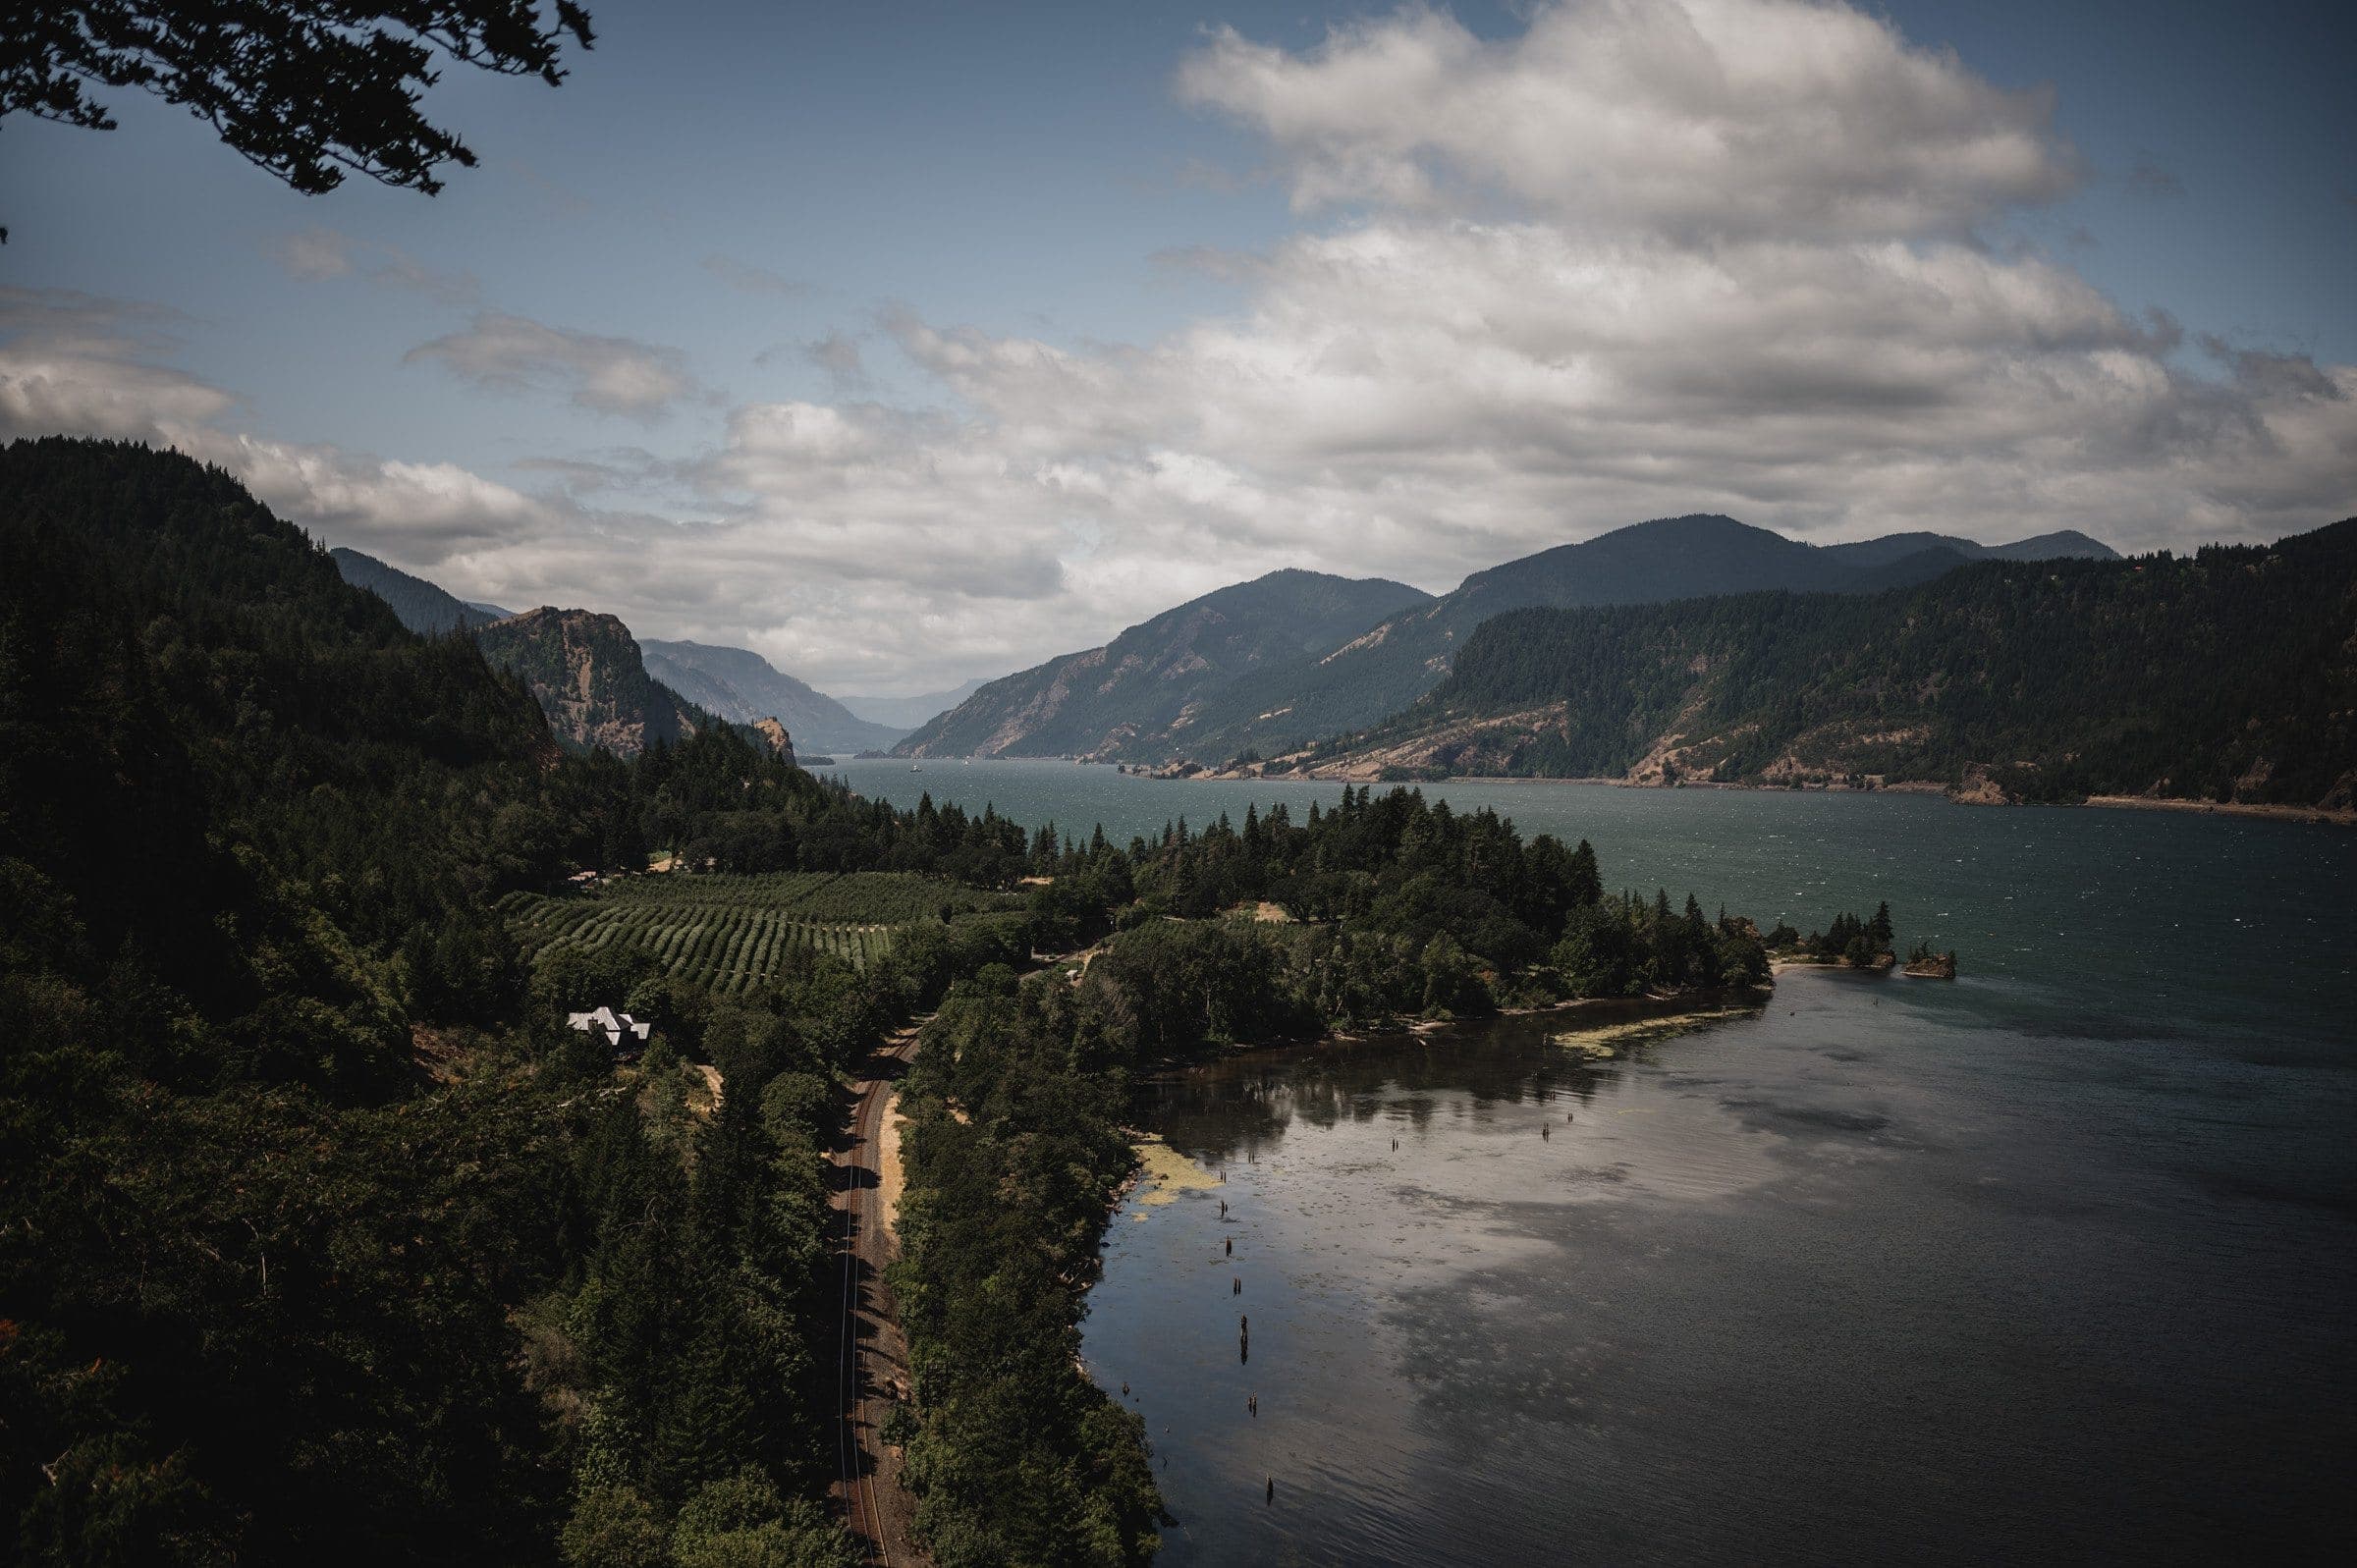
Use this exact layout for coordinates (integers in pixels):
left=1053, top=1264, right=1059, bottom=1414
left=1135, top=764, right=2357, bottom=827
left=1136, top=987, right=1773, bottom=1078
left=2080, top=793, right=2356, bottom=827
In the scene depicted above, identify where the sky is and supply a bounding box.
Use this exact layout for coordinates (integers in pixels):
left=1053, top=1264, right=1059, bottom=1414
left=4, top=0, right=2353, bottom=696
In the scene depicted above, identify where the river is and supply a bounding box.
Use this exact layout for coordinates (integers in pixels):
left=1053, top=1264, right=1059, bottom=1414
left=828, top=759, right=2356, bottom=1563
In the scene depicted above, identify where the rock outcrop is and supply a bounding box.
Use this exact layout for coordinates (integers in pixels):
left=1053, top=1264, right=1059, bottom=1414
left=475, top=608, right=699, bottom=757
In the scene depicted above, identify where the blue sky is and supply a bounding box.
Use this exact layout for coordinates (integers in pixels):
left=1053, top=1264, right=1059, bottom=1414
left=4, top=0, right=2351, bottom=692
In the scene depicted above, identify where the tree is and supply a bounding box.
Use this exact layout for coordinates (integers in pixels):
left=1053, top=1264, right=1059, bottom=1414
left=1, top=1, right=596, bottom=240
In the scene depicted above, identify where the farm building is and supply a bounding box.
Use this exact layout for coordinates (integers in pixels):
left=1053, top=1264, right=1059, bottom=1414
left=568, top=1005, right=652, bottom=1056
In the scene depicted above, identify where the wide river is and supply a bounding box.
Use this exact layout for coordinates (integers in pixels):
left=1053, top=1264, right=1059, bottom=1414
left=830, top=760, right=2356, bottom=1563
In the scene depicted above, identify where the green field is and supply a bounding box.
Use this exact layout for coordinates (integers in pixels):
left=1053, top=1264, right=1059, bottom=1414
left=501, top=871, right=1020, bottom=993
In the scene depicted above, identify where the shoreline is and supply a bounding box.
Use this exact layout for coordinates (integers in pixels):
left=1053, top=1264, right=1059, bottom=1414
left=1142, top=985, right=1771, bottom=1078
left=879, top=758, right=2354, bottom=829
left=1104, top=986, right=1767, bottom=1216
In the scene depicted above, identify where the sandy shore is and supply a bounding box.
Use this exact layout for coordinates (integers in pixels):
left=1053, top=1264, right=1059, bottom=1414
left=2081, top=793, right=2354, bottom=827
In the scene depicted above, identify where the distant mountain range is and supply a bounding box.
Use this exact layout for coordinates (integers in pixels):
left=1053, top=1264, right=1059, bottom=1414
left=899, top=515, right=2117, bottom=763
left=1289, top=521, right=2354, bottom=811
left=896, top=569, right=1434, bottom=759
left=838, top=677, right=990, bottom=732
left=639, top=640, right=906, bottom=755
left=330, top=549, right=872, bottom=758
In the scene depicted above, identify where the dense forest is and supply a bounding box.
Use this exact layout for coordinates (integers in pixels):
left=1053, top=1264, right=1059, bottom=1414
left=1013, top=786, right=1772, bottom=1027
left=0, top=439, right=1070, bottom=1565
left=1309, top=524, right=2357, bottom=808
left=1, top=438, right=1781, bottom=1566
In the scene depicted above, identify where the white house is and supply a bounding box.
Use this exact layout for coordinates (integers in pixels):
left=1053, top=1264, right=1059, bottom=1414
left=567, top=1005, right=653, bottom=1055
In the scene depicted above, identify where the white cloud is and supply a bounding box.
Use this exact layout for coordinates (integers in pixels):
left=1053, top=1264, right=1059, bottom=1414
left=1, top=285, right=566, bottom=560
left=267, top=227, right=479, bottom=302
left=406, top=313, right=699, bottom=418
left=1177, top=0, right=2080, bottom=239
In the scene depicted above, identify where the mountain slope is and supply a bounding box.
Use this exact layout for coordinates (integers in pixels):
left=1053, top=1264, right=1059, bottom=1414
left=640, top=638, right=904, bottom=753
left=896, top=568, right=1434, bottom=758
left=476, top=608, right=709, bottom=756
left=1290, top=526, right=2355, bottom=810
left=330, top=546, right=506, bottom=634
left=1167, top=515, right=2119, bottom=765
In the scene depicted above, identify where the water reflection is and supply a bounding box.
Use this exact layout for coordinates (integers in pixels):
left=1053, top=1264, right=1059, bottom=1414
left=1081, top=972, right=2354, bottom=1567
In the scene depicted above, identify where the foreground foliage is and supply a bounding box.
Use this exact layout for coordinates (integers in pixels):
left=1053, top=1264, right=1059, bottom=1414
left=0, top=440, right=1015, bottom=1564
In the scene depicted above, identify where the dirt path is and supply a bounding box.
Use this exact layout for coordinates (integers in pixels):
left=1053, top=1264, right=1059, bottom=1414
left=877, top=1091, right=906, bottom=1255
left=830, top=1021, right=927, bottom=1567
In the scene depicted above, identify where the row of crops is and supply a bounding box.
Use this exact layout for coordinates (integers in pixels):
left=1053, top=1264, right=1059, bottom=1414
left=499, top=871, right=1022, bottom=995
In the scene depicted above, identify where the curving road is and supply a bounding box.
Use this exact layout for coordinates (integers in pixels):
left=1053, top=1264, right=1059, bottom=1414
left=831, top=1019, right=927, bottom=1566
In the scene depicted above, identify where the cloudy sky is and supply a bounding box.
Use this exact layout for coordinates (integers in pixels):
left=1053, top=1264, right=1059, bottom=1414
left=4, top=0, right=2352, bottom=696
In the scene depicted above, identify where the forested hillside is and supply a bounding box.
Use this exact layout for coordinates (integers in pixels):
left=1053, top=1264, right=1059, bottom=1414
left=1298, top=525, right=2357, bottom=809
left=0, top=439, right=1125, bottom=1565
left=895, top=568, right=1432, bottom=758
left=1167, top=515, right=2119, bottom=767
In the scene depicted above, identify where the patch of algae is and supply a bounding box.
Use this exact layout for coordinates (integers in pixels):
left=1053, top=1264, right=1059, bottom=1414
left=1131, top=1134, right=1222, bottom=1207
left=1550, top=1007, right=1754, bottom=1059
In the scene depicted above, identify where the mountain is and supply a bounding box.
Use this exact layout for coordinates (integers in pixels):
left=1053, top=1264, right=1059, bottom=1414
left=839, top=676, right=990, bottom=731
left=1139, top=515, right=2120, bottom=767
left=896, top=568, right=1435, bottom=758
left=330, top=552, right=848, bottom=754
left=639, top=638, right=904, bottom=753
left=1284, top=527, right=2355, bottom=810
left=476, top=608, right=716, bottom=757
left=330, top=546, right=508, bottom=634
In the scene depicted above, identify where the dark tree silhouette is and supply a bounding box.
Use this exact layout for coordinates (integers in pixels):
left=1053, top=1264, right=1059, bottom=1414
left=1, top=1, right=595, bottom=237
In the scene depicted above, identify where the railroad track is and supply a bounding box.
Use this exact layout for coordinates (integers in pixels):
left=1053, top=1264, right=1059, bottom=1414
left=834, top=1021, right=925, bottom=1566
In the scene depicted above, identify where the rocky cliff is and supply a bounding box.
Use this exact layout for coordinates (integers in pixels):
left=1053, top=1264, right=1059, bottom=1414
left=474, top=608, right=701, bottom=757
